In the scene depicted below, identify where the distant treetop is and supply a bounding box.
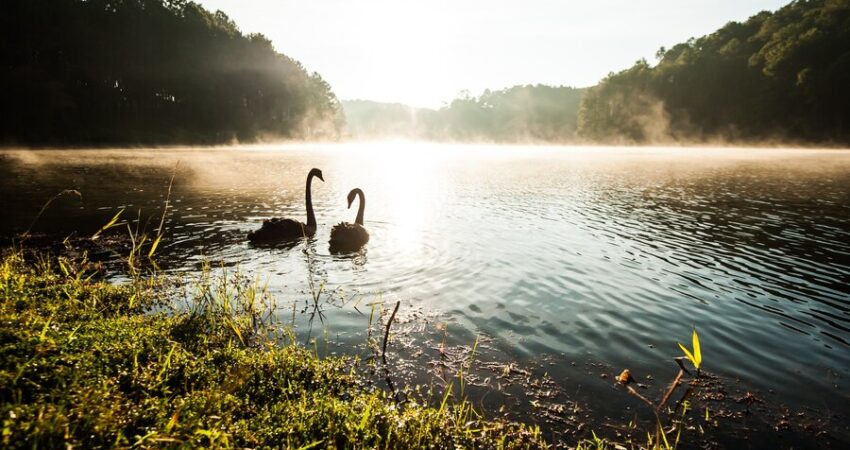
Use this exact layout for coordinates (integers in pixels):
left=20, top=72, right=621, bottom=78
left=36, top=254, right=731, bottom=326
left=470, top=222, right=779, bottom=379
left=343, top=85, right=586, bottom=143
left=577, top=0, right=850, bottom=144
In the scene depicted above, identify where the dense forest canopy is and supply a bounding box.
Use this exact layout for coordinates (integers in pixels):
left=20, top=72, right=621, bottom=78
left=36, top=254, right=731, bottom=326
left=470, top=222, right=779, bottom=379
left=578, top=0, right=850, bottom=144
left=0, top=0, right=342, bottom=146
left=343, top=85, right=585, bottom=143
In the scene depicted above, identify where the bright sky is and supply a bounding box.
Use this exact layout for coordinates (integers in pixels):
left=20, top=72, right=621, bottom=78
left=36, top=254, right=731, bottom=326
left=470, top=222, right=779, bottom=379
left=195, top=0, right=789, bottom=108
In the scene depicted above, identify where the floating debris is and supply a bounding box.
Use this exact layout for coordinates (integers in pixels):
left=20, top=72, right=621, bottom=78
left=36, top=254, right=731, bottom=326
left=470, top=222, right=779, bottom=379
left=617, top=369, right=634, bottom=385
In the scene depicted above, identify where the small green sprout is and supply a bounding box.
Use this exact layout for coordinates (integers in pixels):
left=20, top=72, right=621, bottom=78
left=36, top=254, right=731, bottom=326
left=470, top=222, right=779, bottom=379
left=678, top=328, right=702, bottom=371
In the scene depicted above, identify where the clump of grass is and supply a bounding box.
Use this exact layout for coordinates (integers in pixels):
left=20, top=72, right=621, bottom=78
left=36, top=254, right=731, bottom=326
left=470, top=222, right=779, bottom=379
left=0, top=248, right=548, bottom=449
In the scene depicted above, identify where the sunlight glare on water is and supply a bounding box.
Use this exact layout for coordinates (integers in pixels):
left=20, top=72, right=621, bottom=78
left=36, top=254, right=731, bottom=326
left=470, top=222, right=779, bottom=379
left=353, top=143, right=440, bottom=252
left=2, top=143, right=850, bottom=430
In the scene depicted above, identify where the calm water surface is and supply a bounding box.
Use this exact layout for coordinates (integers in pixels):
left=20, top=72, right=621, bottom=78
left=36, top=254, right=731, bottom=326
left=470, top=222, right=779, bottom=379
left=2, top=144, right=849, bottom=440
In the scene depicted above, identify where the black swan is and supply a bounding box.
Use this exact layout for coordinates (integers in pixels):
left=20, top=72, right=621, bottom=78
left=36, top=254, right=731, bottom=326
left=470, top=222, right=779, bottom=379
left=248, top=168, right=324, bottom=244
left=329, top=188, right=370, bottom=252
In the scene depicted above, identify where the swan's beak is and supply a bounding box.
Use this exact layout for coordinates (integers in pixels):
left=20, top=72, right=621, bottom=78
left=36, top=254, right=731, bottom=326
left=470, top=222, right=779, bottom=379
left=347, top=198, right=353, bottom=209
left=317, top=173, right=324, bottom=182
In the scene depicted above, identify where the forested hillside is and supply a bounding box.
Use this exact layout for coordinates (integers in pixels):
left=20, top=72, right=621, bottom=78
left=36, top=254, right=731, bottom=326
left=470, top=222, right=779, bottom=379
left=423, top=85, right=584, bottom=142
left=0, top=0, right=342, bottom=145
left=344, top=85, right=585, bottom=142
left=342, top=100, right=423, bottom=139
left=578, top=0, right=850, bottom=144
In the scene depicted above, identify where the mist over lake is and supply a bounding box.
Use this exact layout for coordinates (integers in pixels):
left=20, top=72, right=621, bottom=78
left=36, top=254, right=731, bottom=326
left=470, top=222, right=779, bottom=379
left=4, top=144, right=849, bottom=444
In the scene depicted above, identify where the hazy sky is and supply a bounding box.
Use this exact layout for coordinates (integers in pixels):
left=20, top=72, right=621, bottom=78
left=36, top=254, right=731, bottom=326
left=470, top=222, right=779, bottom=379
left=195, top=0, right=788, bottom=108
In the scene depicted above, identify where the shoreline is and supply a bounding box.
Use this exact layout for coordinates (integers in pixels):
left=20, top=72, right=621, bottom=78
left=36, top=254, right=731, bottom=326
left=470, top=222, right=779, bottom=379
left=1, top=244, right=841, bottom=449
left=0, top=248, right=550, bottom=448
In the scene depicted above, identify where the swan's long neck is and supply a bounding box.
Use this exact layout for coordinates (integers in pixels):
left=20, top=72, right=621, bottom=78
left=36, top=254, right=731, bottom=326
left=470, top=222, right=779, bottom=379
left=353, top=189, right=365, bottom=226
left=306, top=174, right=316, bottom=228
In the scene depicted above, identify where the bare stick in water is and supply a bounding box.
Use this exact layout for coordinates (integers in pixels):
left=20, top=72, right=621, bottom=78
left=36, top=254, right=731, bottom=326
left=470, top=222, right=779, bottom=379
left=625, top=384, right=655, bottom=409
left=657, top=368, right=685, bottom=412
left=381, top=301, right=401, bottom=367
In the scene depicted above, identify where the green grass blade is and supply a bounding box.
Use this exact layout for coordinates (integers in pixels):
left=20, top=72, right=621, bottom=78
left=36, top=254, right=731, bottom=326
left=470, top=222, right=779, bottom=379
left=692, top=328, right=702, bottom=369
left=92, top=208, right=125, bottom=240
left=678, top=342, right=696, bottom=368
left=148, top=234, right=163, bottom=258
left=39, top=316, right=53, bottom=342
left=439, top=382, right=453, bottom=414
left=358, top=398, right=373, bottom=431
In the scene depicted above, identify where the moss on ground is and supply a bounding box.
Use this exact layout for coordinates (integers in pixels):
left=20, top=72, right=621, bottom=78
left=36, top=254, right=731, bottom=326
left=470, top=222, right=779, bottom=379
left=0, top=250, right=547, bottom=449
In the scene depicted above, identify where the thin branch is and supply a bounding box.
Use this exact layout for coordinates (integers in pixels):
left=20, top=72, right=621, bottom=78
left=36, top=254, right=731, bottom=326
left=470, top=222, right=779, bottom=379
left=657, top=368, right=685, bottom=412
left=381, top=301, right=400, bottom=367
left=380, top=301, right=403, bottom=405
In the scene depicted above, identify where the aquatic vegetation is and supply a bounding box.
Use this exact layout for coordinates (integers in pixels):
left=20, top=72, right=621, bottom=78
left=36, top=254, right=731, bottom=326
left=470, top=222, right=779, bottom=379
left=0, top=249, right=548, bottom=449
left=602, top=329, right=710, bottom=450
left=677, top=328, right=702, bottom=372
left=19, top=189, right=82, bottom=241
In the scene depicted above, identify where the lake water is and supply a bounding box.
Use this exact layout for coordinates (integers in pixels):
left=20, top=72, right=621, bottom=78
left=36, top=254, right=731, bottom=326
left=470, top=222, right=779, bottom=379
left=2, top=144, right=849, bottom=444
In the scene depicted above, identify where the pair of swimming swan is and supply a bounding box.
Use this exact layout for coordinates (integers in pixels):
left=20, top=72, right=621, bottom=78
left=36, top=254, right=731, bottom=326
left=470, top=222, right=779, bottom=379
left=247, top=168, right=369, bottom=251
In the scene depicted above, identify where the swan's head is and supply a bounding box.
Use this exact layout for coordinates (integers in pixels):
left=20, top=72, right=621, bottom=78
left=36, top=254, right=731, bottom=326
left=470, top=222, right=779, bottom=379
left=309, top=168, right=324, bottom=182
left=346, top=189, right=358, bottom=208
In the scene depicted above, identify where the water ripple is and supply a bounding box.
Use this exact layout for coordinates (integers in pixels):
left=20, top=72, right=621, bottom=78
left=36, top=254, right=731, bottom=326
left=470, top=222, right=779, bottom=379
left=2, top=146, right=850, bottom=416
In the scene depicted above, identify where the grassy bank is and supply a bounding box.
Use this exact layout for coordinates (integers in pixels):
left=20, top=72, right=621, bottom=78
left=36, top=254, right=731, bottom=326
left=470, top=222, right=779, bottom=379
left=0, top=249, right=547, bottom=449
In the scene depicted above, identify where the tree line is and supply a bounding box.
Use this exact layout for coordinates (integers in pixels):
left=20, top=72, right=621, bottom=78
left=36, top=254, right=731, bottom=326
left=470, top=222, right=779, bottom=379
left=0, top=0, right=342, bottom=146
left=348, top=0, right=850, bottom=146
left=422, top=85, right=584, bottom=142
left=4, top=0, right=848, bottom=146
left=343, top=85, right=585, bottom=143
left=577, top=0, right=850, bottom=144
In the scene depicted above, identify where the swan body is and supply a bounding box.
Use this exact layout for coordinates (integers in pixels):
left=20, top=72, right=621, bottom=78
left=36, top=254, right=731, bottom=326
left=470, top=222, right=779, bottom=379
left=329, top=188, right=369, bottom=252
left=248, top=168, right=323, bottom=244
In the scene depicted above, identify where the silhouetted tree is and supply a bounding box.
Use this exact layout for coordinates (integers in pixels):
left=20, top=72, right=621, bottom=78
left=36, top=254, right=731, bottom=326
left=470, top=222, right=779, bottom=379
left=0, top=0, right=341, bottom=146
left=577, top=0, right=850, bottom=144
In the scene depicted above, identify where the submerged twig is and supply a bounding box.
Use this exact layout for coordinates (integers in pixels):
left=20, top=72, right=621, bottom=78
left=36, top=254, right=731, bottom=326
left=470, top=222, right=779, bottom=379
left=625, top=384, right=655, bottom=409
left=380, top=301, right=402, bottom=405
left=657, top=368, right=685, bottom=412
left=618, top=369, right=654, bottom=409
left=381, top=301, right=400, bottom=367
